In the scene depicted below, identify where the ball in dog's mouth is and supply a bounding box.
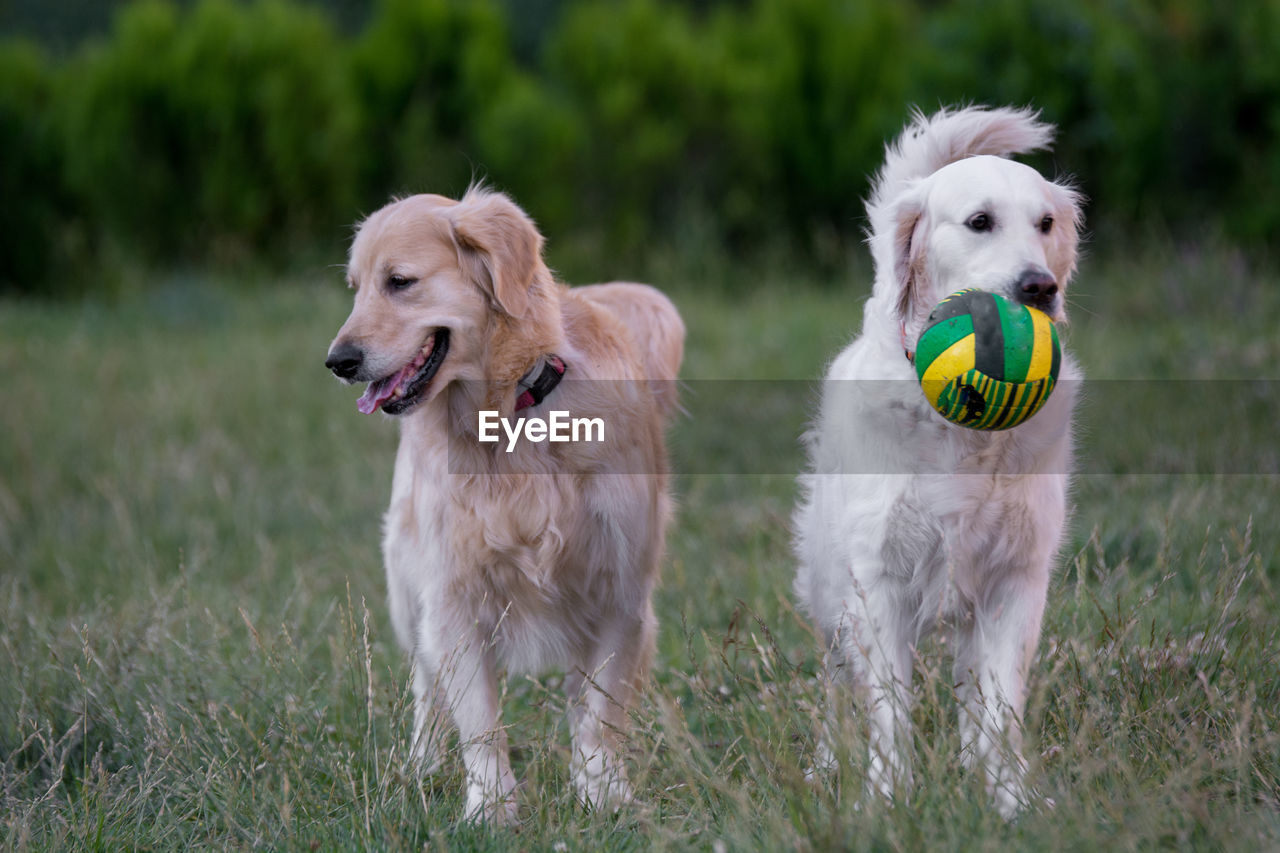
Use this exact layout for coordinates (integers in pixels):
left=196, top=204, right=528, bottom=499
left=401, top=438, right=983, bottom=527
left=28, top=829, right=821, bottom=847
left=356, top=328, right=450, bottom=415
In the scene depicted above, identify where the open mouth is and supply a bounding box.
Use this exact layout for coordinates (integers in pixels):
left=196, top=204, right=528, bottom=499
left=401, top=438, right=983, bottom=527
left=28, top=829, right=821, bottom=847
left=356, top=329, right=450, bottom=415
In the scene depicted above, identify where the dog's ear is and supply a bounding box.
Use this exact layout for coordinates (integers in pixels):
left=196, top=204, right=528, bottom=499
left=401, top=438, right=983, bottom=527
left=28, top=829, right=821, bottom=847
left=448, top=188, right=544, bottom=319
left=1046, top=182, right=1084, bottom=292
left=891, top=194, right=929, bottom=324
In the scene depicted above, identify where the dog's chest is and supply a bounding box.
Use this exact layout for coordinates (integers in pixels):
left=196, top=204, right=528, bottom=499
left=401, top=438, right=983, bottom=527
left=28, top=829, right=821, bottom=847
left=895, top=464, right=1062, bottom=615
left=384, top=449, right=646, bottom=669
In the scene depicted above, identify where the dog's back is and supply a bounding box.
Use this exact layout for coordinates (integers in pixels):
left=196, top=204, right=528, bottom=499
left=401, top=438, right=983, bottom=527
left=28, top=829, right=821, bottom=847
left=577, top=282, right=685, bottom=416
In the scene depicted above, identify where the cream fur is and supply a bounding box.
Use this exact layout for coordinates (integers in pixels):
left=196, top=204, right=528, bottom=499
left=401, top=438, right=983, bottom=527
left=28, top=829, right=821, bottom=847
left=793, top=106, right=1084, bottom=818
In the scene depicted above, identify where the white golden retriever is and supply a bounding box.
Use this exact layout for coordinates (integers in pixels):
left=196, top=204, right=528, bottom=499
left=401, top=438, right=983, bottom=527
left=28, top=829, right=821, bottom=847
left=326, top=188, right=684, bottom=823
left=793, top=106, right=1082, bottom=817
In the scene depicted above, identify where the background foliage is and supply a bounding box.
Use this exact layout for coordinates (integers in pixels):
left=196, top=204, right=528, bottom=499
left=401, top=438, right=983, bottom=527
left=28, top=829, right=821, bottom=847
left=2, top=0, right=1279, bottom=294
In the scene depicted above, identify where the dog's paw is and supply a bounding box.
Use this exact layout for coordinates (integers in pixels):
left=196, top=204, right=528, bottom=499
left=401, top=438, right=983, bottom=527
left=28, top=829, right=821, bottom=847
left=409, top=709, right=449, bottom=776
left=993, top=786, right=1023, bottom=821
left=573, top=765, right=634, bottom=812
left=409, top=737, right=446, bottom=777
left=463, top=782, right=519, bottom=826
left=992, top=783, right=1056, bottom=821
left=571, top=745, right=635, bottom=812
left=803, top=739, right=838, bottom=783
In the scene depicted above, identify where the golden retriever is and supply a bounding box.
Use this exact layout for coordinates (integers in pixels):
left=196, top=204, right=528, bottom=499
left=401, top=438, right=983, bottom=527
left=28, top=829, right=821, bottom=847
left=325, top=187, right=684, bottom=823
left=793, top=106, right=1082, bottom=817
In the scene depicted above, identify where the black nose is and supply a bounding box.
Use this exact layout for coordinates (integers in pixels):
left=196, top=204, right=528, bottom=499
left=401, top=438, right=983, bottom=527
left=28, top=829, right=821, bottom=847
left=325, top=342, right=364, bottom=380
left=1014, top=268, right=1058, bottom=309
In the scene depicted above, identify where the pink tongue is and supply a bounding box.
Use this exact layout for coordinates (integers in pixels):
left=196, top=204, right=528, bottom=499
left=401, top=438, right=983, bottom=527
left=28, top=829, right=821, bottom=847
left=356, top=379, right=393, bottom=415
left=356, top=361, right=417, bottom=414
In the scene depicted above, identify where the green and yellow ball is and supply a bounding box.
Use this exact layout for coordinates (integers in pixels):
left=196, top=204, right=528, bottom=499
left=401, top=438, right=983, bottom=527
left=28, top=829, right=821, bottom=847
left=913, top=289, right=1061, bottom=430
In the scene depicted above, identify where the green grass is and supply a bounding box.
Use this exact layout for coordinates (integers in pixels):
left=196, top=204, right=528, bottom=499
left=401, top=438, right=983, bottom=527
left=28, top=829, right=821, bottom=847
left=2, top=245, right=1279, bottom=849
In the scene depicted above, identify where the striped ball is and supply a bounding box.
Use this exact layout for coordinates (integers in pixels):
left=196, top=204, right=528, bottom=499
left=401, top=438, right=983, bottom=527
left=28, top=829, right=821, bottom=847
left=913, top=289, right=1061, bottom=430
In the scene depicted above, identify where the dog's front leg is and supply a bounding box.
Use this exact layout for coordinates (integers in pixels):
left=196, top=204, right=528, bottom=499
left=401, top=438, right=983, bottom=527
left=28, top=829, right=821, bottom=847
left=841, top=581, right=915, bottom=804
left=565, top=600, right=656, bottom=811
left=407, top=663, right=448, bottom=775
left=424, top=623, right=518, bottom=825
left=953, top=569, right=1049, bottom=819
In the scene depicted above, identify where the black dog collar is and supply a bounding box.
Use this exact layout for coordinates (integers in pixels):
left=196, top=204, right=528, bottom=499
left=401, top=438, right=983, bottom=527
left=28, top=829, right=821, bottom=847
left=514, top=355, right=567, bottom=411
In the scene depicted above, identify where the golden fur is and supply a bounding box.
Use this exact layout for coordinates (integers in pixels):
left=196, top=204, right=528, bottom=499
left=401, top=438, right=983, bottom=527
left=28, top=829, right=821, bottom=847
left=327, top=188, right=684, bottom=823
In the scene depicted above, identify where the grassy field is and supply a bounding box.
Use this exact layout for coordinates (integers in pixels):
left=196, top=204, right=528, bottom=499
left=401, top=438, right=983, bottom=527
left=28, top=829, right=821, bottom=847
left=2, top=244, right=1278, bottom=849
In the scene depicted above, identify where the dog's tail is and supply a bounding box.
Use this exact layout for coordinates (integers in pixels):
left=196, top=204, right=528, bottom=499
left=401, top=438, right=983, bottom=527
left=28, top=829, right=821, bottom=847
left=868, top=105, right=1054, bottom=217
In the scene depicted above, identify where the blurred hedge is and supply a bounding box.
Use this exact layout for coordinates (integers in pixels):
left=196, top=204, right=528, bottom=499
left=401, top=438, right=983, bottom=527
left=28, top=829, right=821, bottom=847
left=2, top=0, right=1278, bottom=295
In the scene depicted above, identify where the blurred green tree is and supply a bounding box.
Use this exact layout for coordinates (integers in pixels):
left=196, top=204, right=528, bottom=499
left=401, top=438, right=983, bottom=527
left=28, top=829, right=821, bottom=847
left=56, top=0, right=359, bottom=264
left=1, top=0, right=1277, bottom=295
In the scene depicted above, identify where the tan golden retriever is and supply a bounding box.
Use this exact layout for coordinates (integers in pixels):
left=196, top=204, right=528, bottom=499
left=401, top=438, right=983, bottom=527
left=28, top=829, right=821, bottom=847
left=325, top=187, right=684, bottom=823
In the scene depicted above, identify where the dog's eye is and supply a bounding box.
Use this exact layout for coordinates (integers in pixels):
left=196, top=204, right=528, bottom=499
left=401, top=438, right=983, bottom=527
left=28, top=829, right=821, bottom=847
left=387, top=274, right=417, bottom=291
left=966, top=212, right=992, bottom=233
left=1039, top=215, right=1054, bottom=234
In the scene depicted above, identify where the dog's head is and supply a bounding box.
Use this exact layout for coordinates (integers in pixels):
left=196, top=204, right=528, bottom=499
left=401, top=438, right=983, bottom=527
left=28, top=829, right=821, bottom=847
left=325, top=188, right=554, bottom=416
left=889, top=155, right=1082, bottom=329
